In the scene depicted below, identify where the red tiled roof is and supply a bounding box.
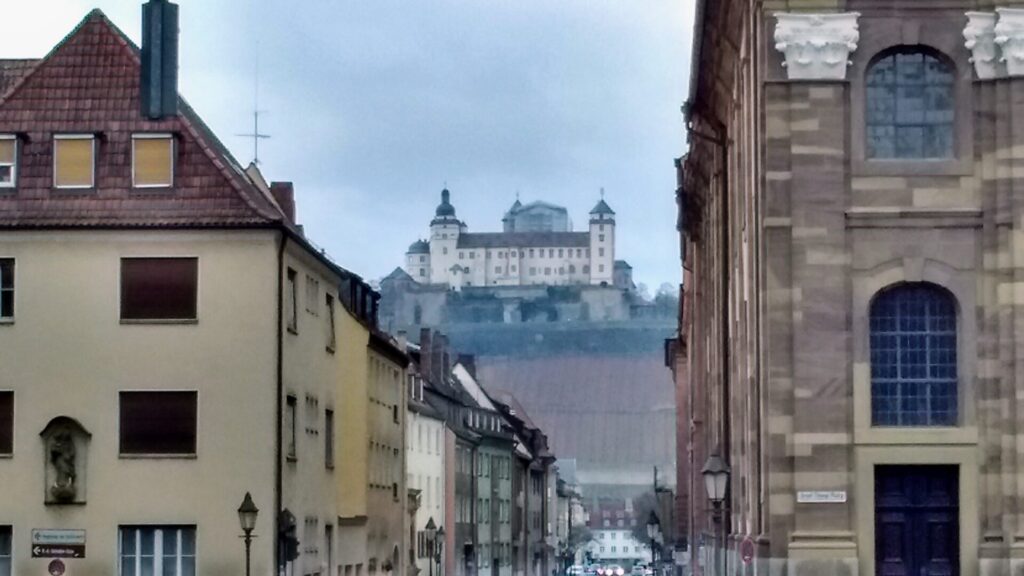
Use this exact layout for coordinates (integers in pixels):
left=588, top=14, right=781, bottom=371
left=0, top=10, right=285, bottom=229
left=0, top=60, right=39, bottom=96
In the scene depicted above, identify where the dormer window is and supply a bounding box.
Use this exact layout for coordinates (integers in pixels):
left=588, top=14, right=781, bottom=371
left=0, top=135, right=17, bottom=188
left=54, top=134, right=95, bottom=189
left=132, top=134, right=174, bottom=188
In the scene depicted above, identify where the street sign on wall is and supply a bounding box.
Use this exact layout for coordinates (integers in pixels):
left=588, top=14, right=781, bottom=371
left=31, top=529, right=86, bottom=558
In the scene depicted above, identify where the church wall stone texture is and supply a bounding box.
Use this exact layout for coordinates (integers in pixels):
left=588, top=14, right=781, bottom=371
left=673, top=1, right=1024, bottom=575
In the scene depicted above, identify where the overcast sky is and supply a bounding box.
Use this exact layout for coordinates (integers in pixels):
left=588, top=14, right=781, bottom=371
left=3, top=1, right=693, bottom=290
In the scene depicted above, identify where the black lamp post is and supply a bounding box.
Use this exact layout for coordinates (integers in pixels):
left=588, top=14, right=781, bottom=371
left=426, top=517, right=438, bottom=576
left=701, top=454, right=731, bottom=576
left=645, top=511, right=660, bottom=572
left=436, top=526, right=445, bottom=576
left=238, top=492, right=259, bottom=576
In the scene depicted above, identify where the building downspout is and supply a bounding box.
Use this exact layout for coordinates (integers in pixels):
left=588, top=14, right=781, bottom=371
left=275, top=231, right=288, bottom=573
left=685, top=114, right=730, bottom=569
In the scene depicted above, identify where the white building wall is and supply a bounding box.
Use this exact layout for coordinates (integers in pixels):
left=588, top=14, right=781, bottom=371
left=587, top=530, right=651, bottom=566
left=406, top=252, right=430, bottom=282
left=588, top=217, right=614, bottom=285
left=429, top=222, right=460, bottom=285
left=407, top=411, right=446, bottom=576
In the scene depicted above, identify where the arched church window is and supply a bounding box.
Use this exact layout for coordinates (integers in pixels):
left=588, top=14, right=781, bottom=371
left=866, top=48, right=954, bottom=159
left=870, top=283, right=957, bottom=426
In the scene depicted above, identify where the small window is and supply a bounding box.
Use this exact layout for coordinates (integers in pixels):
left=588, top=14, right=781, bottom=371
left=0, top=525, right=9, bottom=576
left=306, top=275, right=319, bottom=315
left=132, top=134, right=174, bottom=187
left=511, top=265, right=517, bottom=273
left=54, top=135, right=95, bottom=188
left=867, top=49, right=955, bottom=159
left=494, top=267, right=501, bottom=274
left=599, top=265, right=605, bottom=272
left=419, top=269, right=425, bottom=277
left=459, top=252, right=464, bottom=260
left=529, top=249, right=535, bottom=257
left=548, top=249, right=554, bottom=258
left=393, top=404, right=399, bottom=424
left=326, top=294, right=337, bottom=352
left=584, top=265, right=590, bottom=274
left=599, top=248, right=605, bottom=257
left=286, top=395, right=298, bottom=460
left=544, top=268, right=551, bottom=276
left=286, top=268, right=298, bottom=333
left=119, top=526, right=195, bottom=576
left=558, top=249, right=563, bottom=257
left=120, top=258, right=198, bottom=321
left=443, top=247, right=448, bottom=255
left=0, top=391, right=11, bottom=455
left=0, top=136, right=16, bottom=188
left=0, top=259, right=13, bottom=321
left=599, top=234, right=605, bottom=242
left=119, top=391, right=197, bottom=455
left=419, top=255, right=425, bottom=263
left=569, top=265, right=576, bottom=274
left=325, top=408, right=335, bottom=468
left=470, top=252, right=475, bottom=259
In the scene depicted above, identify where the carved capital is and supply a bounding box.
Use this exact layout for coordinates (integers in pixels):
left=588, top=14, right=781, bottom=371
left=995, top=8, right=1024, bottom=77
left=774, top=12, right=861, bottom=80
left=965, top=12, right=1002, bottom=79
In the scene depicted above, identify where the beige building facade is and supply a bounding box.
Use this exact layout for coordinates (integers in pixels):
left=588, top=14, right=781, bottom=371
left=0, top=7, right=348, bottom=576
left=677, top=1, right=1024, bottom=575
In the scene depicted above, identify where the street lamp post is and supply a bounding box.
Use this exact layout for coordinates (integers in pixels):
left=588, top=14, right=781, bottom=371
left=701, top=454, right=731, bottom=576
left=237, top=492, right=260, bottom=576
left=426, top=518, right=438, bottom=576
left=436, top=526, right=445, bottom=576
left=645, top=511, right=660, bottom=574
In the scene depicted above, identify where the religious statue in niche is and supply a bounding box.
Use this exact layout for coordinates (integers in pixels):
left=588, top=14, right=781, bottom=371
left=49, top=429, right=77, bottom=501
left=40, top=417, right=90, bottom=505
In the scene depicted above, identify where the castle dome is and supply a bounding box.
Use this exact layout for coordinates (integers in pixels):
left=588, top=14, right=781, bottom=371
left=435, top=188, right=456, bottom=218
left=407, top=239, right=430, bottom=254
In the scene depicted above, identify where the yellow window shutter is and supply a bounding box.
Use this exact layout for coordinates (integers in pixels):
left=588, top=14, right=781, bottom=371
left=0, top=140, right=14, bottom=164
left=133, top=137, right=173, bottom=187
left=55, top=138, right=94, bottom=187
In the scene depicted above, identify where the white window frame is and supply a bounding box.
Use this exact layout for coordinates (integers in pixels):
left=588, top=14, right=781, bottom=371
left=131, top=133, right=175, bottom=188
left=53, top=134, right=96, bottom=189
left=118, top=526, right=195, bottom=576
left=0, top=135, right=17, bottom=189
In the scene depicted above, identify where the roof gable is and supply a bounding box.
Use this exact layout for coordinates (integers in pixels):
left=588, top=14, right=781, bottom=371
left=0, top=10, right=284, bottom=229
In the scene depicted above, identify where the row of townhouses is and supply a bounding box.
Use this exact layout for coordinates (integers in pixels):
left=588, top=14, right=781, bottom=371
left=0, top=4, right=578, bottom=576
left=405, top=329, right=581, bottom=576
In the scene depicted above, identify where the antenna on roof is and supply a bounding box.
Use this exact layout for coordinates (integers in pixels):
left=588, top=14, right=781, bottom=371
left=236, top=45, right=270, bottom=165
left=600, top=187, right=606, bottom=200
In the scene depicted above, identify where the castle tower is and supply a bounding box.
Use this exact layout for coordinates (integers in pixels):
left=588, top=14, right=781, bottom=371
left=429, top=188, right=462, bottom=285
left=588, top=196, right=615, bottom=285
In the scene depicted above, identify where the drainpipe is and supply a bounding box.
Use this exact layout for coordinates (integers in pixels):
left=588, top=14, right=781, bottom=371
left=275, top=231, right=288, bottom=573
left=685, top=111, right=730, bottom=571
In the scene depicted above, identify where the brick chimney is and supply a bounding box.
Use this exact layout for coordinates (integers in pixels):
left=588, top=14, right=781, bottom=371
left=431, top=333, right=445, bottom=384
left=270, top=181, right=296, bottom=223
left=141, top=0, right=179, bottom=119
left=419, top=328, right=433, bottom=380
left=440, top=334, right=451, bottom=380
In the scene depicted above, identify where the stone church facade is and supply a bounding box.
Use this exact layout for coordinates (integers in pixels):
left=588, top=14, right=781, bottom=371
left=675, top=2, right=1024, bottom=575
